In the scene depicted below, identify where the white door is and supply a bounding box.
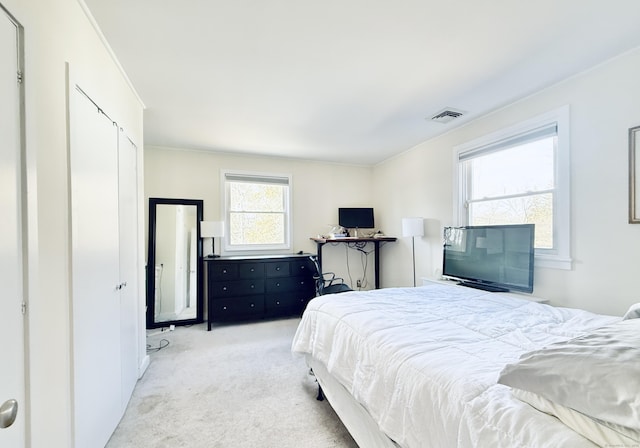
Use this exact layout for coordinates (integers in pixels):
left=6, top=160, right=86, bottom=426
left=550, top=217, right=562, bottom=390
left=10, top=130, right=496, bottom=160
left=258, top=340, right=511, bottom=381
left=0, top=5, right=25, bottom=447
left=69, top=86, right=121, bottom=448
left=118, top=130, right=138, bottom=407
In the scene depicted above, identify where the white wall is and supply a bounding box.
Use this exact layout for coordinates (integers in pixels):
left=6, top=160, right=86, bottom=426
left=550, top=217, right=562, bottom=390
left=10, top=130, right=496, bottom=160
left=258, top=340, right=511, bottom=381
left=373, top=47, right=640, bottom=316
left=144, top=146, right=377, bottom=288
left=3, top=0, right=145, bottom=445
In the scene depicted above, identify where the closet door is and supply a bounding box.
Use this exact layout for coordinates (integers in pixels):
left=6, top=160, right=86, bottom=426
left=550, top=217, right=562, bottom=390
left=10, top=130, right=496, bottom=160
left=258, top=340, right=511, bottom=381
left=69, top=86, right=121, bottom=448
left=118, top=130, right=138, bottom=407
left=0, top=7, right=24, bottom=447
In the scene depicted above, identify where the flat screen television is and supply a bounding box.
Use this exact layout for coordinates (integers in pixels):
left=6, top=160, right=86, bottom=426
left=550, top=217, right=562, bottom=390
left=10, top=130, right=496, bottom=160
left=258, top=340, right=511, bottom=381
left=442, top=224, right=535, bottom=293
left=338, top=207, right=375, bottom=229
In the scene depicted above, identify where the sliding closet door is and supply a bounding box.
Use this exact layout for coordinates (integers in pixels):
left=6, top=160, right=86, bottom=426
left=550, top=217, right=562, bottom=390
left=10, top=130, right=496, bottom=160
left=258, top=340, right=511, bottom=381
left=118, top=130, right=138, bottom=407
left=69, top=86, right=121, bottom=448
left=0, top=6, right=24, bottom=447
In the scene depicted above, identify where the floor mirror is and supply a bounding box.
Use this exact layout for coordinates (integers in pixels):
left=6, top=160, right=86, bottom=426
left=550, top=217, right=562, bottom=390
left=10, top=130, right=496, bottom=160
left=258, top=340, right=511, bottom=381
left=146, top=198, right=204, bottom=328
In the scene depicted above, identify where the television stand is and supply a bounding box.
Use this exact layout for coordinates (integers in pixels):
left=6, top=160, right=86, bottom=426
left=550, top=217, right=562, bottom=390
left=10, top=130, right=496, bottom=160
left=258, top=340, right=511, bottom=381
left=457, top=281, right=509, bottom=293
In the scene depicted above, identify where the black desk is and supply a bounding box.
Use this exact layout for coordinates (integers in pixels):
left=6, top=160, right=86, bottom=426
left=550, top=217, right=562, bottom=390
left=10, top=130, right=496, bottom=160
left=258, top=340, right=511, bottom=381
left=310, top=237, right=397, bottom=289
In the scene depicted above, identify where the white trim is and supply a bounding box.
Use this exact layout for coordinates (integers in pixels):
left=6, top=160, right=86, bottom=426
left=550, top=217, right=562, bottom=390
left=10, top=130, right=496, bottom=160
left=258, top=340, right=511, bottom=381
left=536, top=254, right=572, bottom=270
left=453, top=105, right=572, bottom=270
left=458, top=123, right=558, bottom=161
left=138, top=355, right=150, bottom=378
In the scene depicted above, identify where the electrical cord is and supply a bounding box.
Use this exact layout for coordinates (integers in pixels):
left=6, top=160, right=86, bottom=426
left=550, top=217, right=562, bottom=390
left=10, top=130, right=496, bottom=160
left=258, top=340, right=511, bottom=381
left=147, top=339, right=170, bottom=352
left=345, top=242, right=374, bottom=290
left=359, top=249, right=370, bottom=289
left=345, top=244, right=354, bottom=287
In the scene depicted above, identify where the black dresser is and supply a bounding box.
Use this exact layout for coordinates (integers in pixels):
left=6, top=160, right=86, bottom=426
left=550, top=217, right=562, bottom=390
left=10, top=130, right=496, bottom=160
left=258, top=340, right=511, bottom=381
left=205, top=254, right=316, bottom=330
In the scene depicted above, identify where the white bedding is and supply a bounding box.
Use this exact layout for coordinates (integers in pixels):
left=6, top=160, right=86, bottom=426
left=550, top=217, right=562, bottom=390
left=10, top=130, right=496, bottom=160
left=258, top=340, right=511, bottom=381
left=291, top=283, right=619, bottom=448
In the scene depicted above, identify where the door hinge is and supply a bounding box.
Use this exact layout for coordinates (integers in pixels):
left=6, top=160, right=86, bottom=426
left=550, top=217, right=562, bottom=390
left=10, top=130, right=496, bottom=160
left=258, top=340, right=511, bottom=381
left=21, top=302, right=27, bottom=315
left=17, top=71, right=23, bottom=84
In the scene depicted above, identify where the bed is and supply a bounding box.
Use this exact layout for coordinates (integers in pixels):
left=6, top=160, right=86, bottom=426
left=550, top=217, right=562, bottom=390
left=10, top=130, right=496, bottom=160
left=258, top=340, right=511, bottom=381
left=291, top=283, right=640, bottom=447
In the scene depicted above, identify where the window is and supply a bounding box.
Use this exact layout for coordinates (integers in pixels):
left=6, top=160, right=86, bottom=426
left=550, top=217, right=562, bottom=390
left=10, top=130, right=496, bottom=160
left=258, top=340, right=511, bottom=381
left=454, top=106, right=571, bottom=269
left=222, top=170, right=292, bottom=253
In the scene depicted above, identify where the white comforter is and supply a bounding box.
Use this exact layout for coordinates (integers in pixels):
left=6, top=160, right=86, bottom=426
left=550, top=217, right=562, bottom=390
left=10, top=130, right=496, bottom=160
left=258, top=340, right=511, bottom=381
left=291, top=283, right=619, bottom=448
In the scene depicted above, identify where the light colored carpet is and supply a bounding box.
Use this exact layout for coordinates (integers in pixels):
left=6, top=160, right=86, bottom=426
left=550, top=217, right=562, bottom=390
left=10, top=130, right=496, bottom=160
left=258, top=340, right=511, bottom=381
left=106, top=318, right=358, bottom=448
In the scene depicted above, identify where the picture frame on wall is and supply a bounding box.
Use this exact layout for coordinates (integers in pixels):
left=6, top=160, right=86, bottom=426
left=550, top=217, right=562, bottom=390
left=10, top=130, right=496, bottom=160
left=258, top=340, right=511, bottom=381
left=629, top=125, right=640, bottom=223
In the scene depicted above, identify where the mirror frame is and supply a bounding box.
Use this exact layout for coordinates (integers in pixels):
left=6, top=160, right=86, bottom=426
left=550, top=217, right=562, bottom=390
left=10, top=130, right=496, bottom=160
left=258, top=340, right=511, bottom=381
left=629, top=125, right=640, bottom=223
left=146, top=197, right=204, bottom=328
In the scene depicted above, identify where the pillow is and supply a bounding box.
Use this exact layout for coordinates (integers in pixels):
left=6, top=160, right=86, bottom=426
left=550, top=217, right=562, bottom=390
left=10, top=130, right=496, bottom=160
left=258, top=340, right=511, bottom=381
left=498, top=319, right=640, bottom=432
left=512, top=388, right=640, bottom=446
left=623, top=302, right=640, bottom=320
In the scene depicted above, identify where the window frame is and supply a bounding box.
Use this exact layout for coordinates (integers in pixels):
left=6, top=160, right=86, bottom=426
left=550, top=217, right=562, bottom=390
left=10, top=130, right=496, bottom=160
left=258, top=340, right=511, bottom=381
left=453, top=106, right=572, bottom=270
left=221, top=169, right=292, bottom=254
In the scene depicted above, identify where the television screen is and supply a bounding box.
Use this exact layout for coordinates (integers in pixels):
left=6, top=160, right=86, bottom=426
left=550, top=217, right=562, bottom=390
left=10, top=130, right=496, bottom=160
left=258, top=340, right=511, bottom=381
left=442, top=224, right=535, bottom=293
left=338, top=208, right=375, bottom=229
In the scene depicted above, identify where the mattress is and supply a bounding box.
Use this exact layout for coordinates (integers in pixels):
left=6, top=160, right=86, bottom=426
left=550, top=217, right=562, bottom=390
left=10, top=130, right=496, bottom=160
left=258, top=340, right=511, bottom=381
left=292, top=283, right=619, bottom=448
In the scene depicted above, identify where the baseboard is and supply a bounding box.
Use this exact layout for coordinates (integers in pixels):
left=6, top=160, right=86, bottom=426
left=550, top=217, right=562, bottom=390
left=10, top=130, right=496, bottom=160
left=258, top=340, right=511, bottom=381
left=138, top=354, right=150, bottom=378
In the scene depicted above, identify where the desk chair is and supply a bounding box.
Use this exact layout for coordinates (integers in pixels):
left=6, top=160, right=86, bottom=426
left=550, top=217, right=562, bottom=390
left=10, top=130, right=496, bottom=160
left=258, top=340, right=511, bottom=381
left=309, top=255, right=352, bottom=296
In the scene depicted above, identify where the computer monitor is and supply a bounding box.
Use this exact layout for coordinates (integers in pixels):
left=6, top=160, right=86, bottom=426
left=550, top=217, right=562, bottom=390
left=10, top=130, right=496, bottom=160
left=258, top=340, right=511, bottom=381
left=338, top=208, right=375, bottom=229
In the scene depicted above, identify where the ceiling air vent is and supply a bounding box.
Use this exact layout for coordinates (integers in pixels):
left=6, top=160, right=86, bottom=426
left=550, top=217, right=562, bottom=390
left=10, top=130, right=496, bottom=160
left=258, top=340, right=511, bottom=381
left=429, top=108, right=466, bottom=124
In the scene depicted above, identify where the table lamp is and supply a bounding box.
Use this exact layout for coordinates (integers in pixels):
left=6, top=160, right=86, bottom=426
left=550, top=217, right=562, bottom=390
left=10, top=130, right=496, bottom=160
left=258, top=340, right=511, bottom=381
left=200, top=221, right=225, bottom=257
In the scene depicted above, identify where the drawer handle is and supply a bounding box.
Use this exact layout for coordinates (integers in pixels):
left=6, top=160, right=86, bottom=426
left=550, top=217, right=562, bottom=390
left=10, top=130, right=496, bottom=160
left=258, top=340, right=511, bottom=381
left=250, top=284, right=255, bottom=289
left=250, top=303, right=255, bottom=308
left=223, top=286, right=227, bottom=291
left=276, top=283, right=280, bottom=287
left=300, top=281, right=305, bottom=285
left=276, top=301, right=280, bottom=305
left=222, top=269, right=227, bottom=274
left=223, top=306, right=227, bottom=310
left=276, top=267, right=281, bottom=271
left=250, top=268, right=255, bottom=272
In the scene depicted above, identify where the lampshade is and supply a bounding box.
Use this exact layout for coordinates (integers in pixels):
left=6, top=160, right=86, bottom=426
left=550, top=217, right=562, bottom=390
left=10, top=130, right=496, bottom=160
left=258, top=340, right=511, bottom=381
left=402, top=217, right=424, bottom=237
left=200, top=221, right=225, bottom=238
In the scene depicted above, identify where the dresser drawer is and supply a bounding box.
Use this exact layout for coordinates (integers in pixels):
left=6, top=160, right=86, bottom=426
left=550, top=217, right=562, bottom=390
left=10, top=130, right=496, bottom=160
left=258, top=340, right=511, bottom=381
left=264, top=292, right=297, bottom=314
left=265, top=261, right=291, bottom=277
left=265, top=276, right=313, bottom=293
left=210, top=296, right=265, bottom=320
left=209, top=263, right=238, bottom=280
left=211, top=279, right=264, bottom=297
left=239, top=262, right=263, bottom=278
left=291, top=258, right=313, bottom=277
left=265, top=292, right=312, bottom=315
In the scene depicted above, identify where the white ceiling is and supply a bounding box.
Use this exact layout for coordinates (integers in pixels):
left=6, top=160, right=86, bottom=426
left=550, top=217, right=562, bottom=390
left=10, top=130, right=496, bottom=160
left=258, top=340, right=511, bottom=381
left=84, top=0, right=640, bottom=165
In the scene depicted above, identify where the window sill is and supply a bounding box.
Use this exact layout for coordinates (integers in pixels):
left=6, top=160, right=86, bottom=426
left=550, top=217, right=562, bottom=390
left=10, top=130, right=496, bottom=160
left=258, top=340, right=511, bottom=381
left=535, top=254, right=572, bottom=270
